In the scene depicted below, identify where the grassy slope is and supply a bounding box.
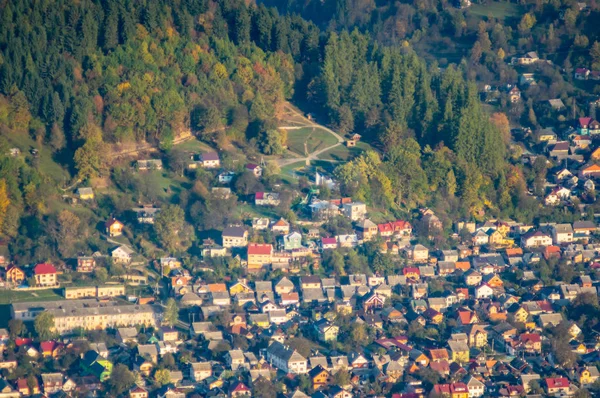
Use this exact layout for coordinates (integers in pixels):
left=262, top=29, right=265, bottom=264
left=286, top=127, right=338, bottom=156
left=467, top=1, right=522, bottom=19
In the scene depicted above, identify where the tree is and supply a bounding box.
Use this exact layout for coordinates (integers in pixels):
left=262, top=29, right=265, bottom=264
left=518, top=13, right=536, bottom=34
left=0, top=179, right=9, bottom=235
left=258, top=129, right=284, bottom=155
left=34, top=312, right=55, bottom=340
left=74, top=139, right=108, bottom=180
left=8, top=319, right=25, bottom=339
left=154, top=368, right=171, bottom=386
left=333, top=369, right=350, bottom=386
left=108, top=364, right=136, bottom=395
left=55, top=210, right=81, bottom=257
left=164, top=298, right=179, bottom=327
left=253, top=378, right=277, bottom=398
left=94, top=268, right=108, bottom=283
left=490, top=113, right=510, bottom=145
left=154, top=205, right=193, bottom=253
left=591, top=41, right=600, bottom=70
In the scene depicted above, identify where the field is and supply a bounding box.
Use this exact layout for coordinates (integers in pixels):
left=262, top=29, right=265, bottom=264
left=4, top=132, right=71, bottom=183
left=172, top=137, right=215, bottom=154
left=0, top=288, right=63, bottom=305
left=468, top=1, right=522, bottom=20
left=286, top=127, right=338, bottom=156
left=316, top=141, right=373, bottom=162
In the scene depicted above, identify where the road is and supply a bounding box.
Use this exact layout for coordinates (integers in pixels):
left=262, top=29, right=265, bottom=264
left=278, top=103, right=344, bottom=167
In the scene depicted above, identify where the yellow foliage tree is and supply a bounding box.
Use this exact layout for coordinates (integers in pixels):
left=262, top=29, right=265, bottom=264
left=0, top=180, right=10, bottom=234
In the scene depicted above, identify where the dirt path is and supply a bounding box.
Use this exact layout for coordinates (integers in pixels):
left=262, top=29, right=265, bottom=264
left=277, top=103, right=344, bottom=167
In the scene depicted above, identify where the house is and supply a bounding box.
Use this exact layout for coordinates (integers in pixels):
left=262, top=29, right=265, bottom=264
left=246, top=163, right=262, bottom=177
left=433, top=383, right=469, bottom=398
left=222, top=226, right=248, bottom=248
left=77, top=187, right=94, bottom=200
left=255, top=192, right=281, bottom=206
left=448, top=340, right=470, bottom=364
left=41, top=373, right=63, bottom=394
left=515, top=51, right=539, bottom=65
left=356, top=219, right=378, bottom=241
left=112, top=245, right=134, bottom=264
left=579, top=117, right=600, bottom=135
left=34, top=263, right=57, bottom=287
left=465, top=376, right=485, bottom=398
left=218, top=171, right=235, bottom=184
left=575, top=68, right=591, bottom=80
left=545, top=377, right=570, bottom=395
left=408, top=244, right=429, bottom=263
left=475, top=284, right=494, bottom=300
left=552, top=223, right=573, bottom=244
left=579, top=163, right=600, bottom=178
left=548, top=98, right=565, bottom=110
left=81, top=350, right=113, bottom=381
left=266, top=341, right=308, bottom=374
left=573, top=220, right=597, bottom=235
left=137, top=159, right=162, bottom=170
left=105, top=217, right=124, bottom=237
left=132, top=205, right=160, bottom=224
left=466, top=324, right=488, bottom=348
left=271, top=218, right=290, bottom=234
left=199, top=152, right=220, bottom=168
left=282, top=231, right=302, bottom=251
left=247, top=244, right=273, bottom=271
left=308, top=365, right=331, bottom=390
left=521, top=230, right=552, bottom=248
left=314, top=319, right=339, bottom=342
left=545, top=186, right=571, bottom=205
left=342, top=202, right=367, bottom=221
left=190, top=362, right=212, bottom=382
left=229, top=381, right=251, bottom=398
left=321, top=237, right=337, bottom=250
left=129, top=386, right=149, bottom=398
left=77, top=256, right=96, bottom=273
left=509, top=86, right=521, bottom=103
left=5, top=266, right=25, bottom=285
left=548, top=141, right=569, bottom=159
left=578, top=366, right=600, bottom=386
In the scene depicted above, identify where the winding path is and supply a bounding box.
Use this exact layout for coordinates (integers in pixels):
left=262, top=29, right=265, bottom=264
left=277, top=103, right=344, bottom=166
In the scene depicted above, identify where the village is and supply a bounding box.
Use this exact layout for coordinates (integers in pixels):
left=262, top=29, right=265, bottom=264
left=3, top=123, right=600, bottom=398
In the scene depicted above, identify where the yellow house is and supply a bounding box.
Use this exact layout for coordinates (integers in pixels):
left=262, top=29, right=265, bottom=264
left=77, top=187, right=94, bottom=200
left=579, top=367, right=600, bottom=386
left=509, top=306, right=529, bottom=324
left=229, top=281, right=252, bottom=295
left=448, top=341, right=470, bottom=364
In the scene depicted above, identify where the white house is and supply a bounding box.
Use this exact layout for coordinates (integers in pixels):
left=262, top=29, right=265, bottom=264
left=521, top=231, right=553, bottom=248
left=475, top=283, right=494, bottom=300
left=112, top=245, right=134, bottom=264
left=265, top=341, right=307, bottom=374
left=552, top=224, right=573, bottom=244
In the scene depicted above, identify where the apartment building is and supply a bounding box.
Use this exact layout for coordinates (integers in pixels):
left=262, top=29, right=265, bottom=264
left=11, top=299, right=158, bottom=334
left=265, top=341, right=307, bottom=374
left=63, top=285, right=126, bottom=300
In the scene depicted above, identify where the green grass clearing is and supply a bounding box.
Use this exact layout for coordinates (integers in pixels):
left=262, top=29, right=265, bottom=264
left=316, top=141, right=372, bottom=162
left=5, top=133, right=71, bottom=184
left=0, top=288, right=64, bottom=305
left=173, top=137, right=215, bottom=154
left=468, top=1, right=522, bottom=20
left=286, top=127, right=338, bottom=156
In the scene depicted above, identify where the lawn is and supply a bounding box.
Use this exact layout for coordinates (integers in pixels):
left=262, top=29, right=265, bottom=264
left=5, top=133, right=71, bottom=183
left=286, top=127, right=338, bottom=156
left=316, top=141, right=372, bottom=162
left=0, top=288, right=64, bottom=305
left=173, top=137, right=214, bottom=153
left=468, top=1, right=522, bottom=20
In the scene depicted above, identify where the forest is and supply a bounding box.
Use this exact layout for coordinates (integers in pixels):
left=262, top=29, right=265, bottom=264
left=0, top=0, right=598, bottom=262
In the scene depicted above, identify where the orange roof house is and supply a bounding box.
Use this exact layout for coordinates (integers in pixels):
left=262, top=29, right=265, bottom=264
left=579, top=163, right=600, bottom=178
left=208, top=283, right=227, bottom=292
left=455, top=262, right=471, bottom=272
left=6, top=265, right=25, bottom=284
